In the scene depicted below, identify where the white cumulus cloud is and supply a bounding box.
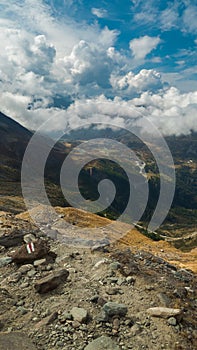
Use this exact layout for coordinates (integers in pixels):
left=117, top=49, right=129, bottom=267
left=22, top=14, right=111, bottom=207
left=129, top=36, right=161, bottom=60
left=0, top=0, right=196, bottom=137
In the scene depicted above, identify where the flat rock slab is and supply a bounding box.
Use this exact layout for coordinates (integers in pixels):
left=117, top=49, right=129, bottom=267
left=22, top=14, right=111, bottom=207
left=85, top=336, right=120, bottom=350
left=34, top=269, right=69, bottom=293
left=147, top=307, right=182, bottom=318
left=0, top=331, right=38, bottom=350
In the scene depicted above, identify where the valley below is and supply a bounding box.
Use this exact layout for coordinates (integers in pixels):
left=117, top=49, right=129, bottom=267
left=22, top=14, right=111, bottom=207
left=0, top=112, right=196, bottom=350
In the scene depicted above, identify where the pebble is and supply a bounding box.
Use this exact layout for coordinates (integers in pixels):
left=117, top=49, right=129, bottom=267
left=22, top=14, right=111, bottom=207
left=168, top=317, right=177, bottom=326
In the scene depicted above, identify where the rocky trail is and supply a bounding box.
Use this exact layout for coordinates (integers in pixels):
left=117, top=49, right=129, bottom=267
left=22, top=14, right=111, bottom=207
left=0, top=210, right=196, bottom=350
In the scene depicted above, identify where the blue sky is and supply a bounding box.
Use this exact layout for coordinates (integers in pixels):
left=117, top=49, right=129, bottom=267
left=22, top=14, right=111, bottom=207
left=0, top=0, right=197, bottom=134
left=45, top=0, right=197, bottom=80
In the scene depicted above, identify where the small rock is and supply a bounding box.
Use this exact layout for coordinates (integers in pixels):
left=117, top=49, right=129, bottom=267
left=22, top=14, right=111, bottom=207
left=23, top=234, right=37, bottom=243
left=0, top=257, right=12, bottom=267
left=129, top=324, right=141, bottom=336
left=126, top=276, right=135, bottom=284
left=33, top=259, right=46, bottom=267
left=117, top=277, right=126, bottom=286
left=18, top=264, right=33, bottom=274
left=7, top=272, right=22, bottom=283
left=34, top=269, right=69, bottom=293
left=72, top=320, right=81, bottom=329
left=168, top=317, right=177, bottom=326
left=70, top=307, right=88, bottom=323
left=110, top=262, right=121, bottom=270
left=91, top=242, right=110, bottom=253
left=20, top=282, right=29, bottom=288
left=102, top=302, right=128, bottom=318
left=17, top=307, right=28, bottom=315
left=85, top=335, right=120, bottom=350
left=125, top=318, right=135, bottom=327
left=93, top=258, right=109, bottom=269
left=147, top=307, right=181, bottom=318
left=108, top=277, right=118, bottom=284
left=59, top=312, right=73, bottom=323
left=27, top=269, right=36, bottom=278
left=106, top=287, right=122, bottom=295
left=112, top=318, right=120, bottom=330
left=95, top=310, right=108, bottom=322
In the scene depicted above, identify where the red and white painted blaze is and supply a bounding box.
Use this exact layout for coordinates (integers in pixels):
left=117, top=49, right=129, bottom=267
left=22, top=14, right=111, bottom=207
left=26, top=242, right=35, bottom=254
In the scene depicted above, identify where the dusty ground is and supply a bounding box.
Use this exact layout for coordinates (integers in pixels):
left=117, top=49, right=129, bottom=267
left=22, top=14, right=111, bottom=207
left=0, top=208, right=196, bottom=349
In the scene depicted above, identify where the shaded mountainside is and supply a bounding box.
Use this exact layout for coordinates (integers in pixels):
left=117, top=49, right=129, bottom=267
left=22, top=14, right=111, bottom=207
left=0, top=112, right=68, bottom=211
left=0, top=111, right=32, bottom=182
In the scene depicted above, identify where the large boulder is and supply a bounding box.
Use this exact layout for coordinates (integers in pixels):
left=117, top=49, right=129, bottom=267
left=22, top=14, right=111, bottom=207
left=10, top=240, right=55, bottom=264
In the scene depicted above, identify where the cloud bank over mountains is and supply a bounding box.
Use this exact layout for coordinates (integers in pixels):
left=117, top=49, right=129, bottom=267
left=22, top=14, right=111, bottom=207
left=0, top=0, right=196, bottom=136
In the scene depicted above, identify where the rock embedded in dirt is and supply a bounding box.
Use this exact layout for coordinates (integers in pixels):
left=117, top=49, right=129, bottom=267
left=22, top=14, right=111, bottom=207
left=102, top=302, right=128, bottom=318
left=147, top=307, right=182, bottom=318
left=34, top=312, right=58, bottom=330
left=10, top=240, right=52, bottom=264
left=70, top=307, right=88, bottom=323
left=34, top=269, right=69, bottom=293
left=84, top=335, right=120, bottom=350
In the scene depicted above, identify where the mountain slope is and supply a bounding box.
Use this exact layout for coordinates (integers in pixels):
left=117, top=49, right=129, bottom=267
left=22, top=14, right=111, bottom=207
left=0, top=112, right=68, bottom=212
